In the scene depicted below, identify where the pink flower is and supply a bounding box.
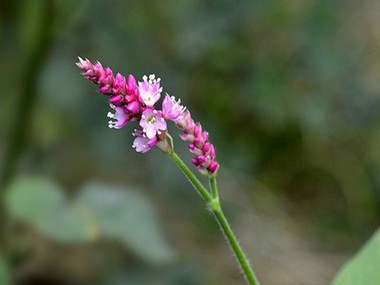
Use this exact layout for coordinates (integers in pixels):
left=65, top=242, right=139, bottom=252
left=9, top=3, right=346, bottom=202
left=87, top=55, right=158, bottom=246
left=176, top=110, right=219, bottom=175
left=107, top=105, right=129, bottom=129
left=139, top=109, right=167, bottom=139
left=77, top=57, right=219, bottom=174
left=138, top=74, right=162, bottom=107
left=132, top=130, right=158, bottom=153
left=162, top=94, right=186, bottom=121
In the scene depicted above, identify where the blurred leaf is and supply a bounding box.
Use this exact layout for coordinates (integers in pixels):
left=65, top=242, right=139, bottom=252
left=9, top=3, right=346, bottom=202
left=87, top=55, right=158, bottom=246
left=0, top=256, right=10, bottom=285
left=36, top=204, right=97, bottom=243
left=6, top=177, right=174, bottom=255
left=6, top=177, right=65, bottom=222
left=6, top=177, right=96, bottom=243
left=78, top=182, right=174, bottom=263
left=332, top=228, right=380, bottom=285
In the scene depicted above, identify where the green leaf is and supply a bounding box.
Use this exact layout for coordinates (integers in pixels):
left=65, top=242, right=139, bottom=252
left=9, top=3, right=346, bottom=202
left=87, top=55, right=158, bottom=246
left=6, top=177, right=65, bottom=222
left=36, top=204, right=97, bottom=243
left=78, top=182, right=174, bottom=263
left=332, top=228, right=380, bottom=285
left=0, top=256, right=10, bottom=285
left=6, top=177, right=96, bottom=243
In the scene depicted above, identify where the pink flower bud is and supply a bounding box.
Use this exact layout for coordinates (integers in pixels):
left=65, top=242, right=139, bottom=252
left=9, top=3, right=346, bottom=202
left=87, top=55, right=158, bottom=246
left=194, top=125, right=202, bottom=137
left=109, top=94, right=124, bottom=106
left=208, top=162, right=219, bottom=173
left=126, top=101, right=140, bottom=114
left=127, top=74, right=137, bottom=91
left=99, top=85, right=111, bottom=94
left=113, top=73, right=126, bottom=94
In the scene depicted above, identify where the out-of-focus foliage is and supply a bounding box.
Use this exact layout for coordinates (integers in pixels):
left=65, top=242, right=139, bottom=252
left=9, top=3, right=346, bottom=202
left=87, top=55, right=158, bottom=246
left=0, top=256, right=10, bottom=285
left=78, top=182, right=174, bottom=263
left=6, top=177, right=66, bottom=224
left=1, top=0, right=380, bottom=284
left=6, top=177, right=96, bottom=243
left=333, top=228, right=380, bottom=285
left=6, top=177, right=173, bottom=263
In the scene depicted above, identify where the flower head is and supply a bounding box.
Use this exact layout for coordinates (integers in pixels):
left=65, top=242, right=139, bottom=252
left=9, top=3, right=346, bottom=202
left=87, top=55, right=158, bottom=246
left=139, top=109, right=167, bottom=139
left=138, top=74, right=162, bottom=107
left=77, top=57, right=219, bottom=175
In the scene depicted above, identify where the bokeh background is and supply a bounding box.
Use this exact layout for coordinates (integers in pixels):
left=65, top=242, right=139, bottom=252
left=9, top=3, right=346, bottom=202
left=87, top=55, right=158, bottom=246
left=1, top=0, right=380, bottom=284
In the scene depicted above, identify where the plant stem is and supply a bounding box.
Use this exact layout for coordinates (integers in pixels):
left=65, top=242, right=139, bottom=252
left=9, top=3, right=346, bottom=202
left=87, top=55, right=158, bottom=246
left=168, top=151, right=212, bottom=203
left=210, top=175, right=218, bottom=199
left=209, top=176, right=259, bottom=285
left=168, top=151, right=259, bottom=285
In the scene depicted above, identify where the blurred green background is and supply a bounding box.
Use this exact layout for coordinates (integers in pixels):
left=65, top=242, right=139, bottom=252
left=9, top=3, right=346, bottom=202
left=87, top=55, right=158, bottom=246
left=1, top=0, right=380, bottom=284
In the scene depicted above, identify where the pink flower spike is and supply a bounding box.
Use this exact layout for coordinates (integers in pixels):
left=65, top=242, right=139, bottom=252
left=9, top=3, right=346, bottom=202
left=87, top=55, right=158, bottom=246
left=139, top=109, right=167, bottom=139
left=107, top=105, right=129, bottom=129
left=162, top=94, right=186, bottom=121
left=132, top=130, right=158, bottom=153
left=138, top=74, right=162, bottom=107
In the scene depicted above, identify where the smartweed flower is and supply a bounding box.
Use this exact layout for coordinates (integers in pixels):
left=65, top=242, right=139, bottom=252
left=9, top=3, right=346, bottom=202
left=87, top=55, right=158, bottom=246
left=77, top=57, right=219, bottom=175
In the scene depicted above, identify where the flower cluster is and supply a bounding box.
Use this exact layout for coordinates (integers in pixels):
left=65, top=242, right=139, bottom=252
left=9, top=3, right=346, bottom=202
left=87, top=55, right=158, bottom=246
left=76, top=57, right=219, bottom=175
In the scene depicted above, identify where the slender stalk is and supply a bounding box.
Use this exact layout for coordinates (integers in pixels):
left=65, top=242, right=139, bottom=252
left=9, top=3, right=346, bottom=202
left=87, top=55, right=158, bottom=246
left=169, top=151, right=260, bottom=285
left=168, top=151, right=212, bottom=203
left=209, top=176, right=259, bottom=285
left=209, top=175, right=218, bottom=199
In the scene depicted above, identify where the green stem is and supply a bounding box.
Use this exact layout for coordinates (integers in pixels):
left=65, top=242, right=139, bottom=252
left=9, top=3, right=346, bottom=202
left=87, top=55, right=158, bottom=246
left=209, top=176, right=218, bottom=199
left=168, top=151, right=212, bottom=203
left=209, top=176, right=259, bottom=285
left=169, top=151, right=259, bottom=285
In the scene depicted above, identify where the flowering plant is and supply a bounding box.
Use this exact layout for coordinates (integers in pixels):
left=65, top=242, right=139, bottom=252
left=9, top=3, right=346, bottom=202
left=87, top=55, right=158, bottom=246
left=77, top=57, right=259, bottom=285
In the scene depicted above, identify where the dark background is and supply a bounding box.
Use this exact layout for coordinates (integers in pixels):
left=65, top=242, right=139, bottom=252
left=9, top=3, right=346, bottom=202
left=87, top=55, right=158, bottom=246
left=1, top=0, right=380, bottom=284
